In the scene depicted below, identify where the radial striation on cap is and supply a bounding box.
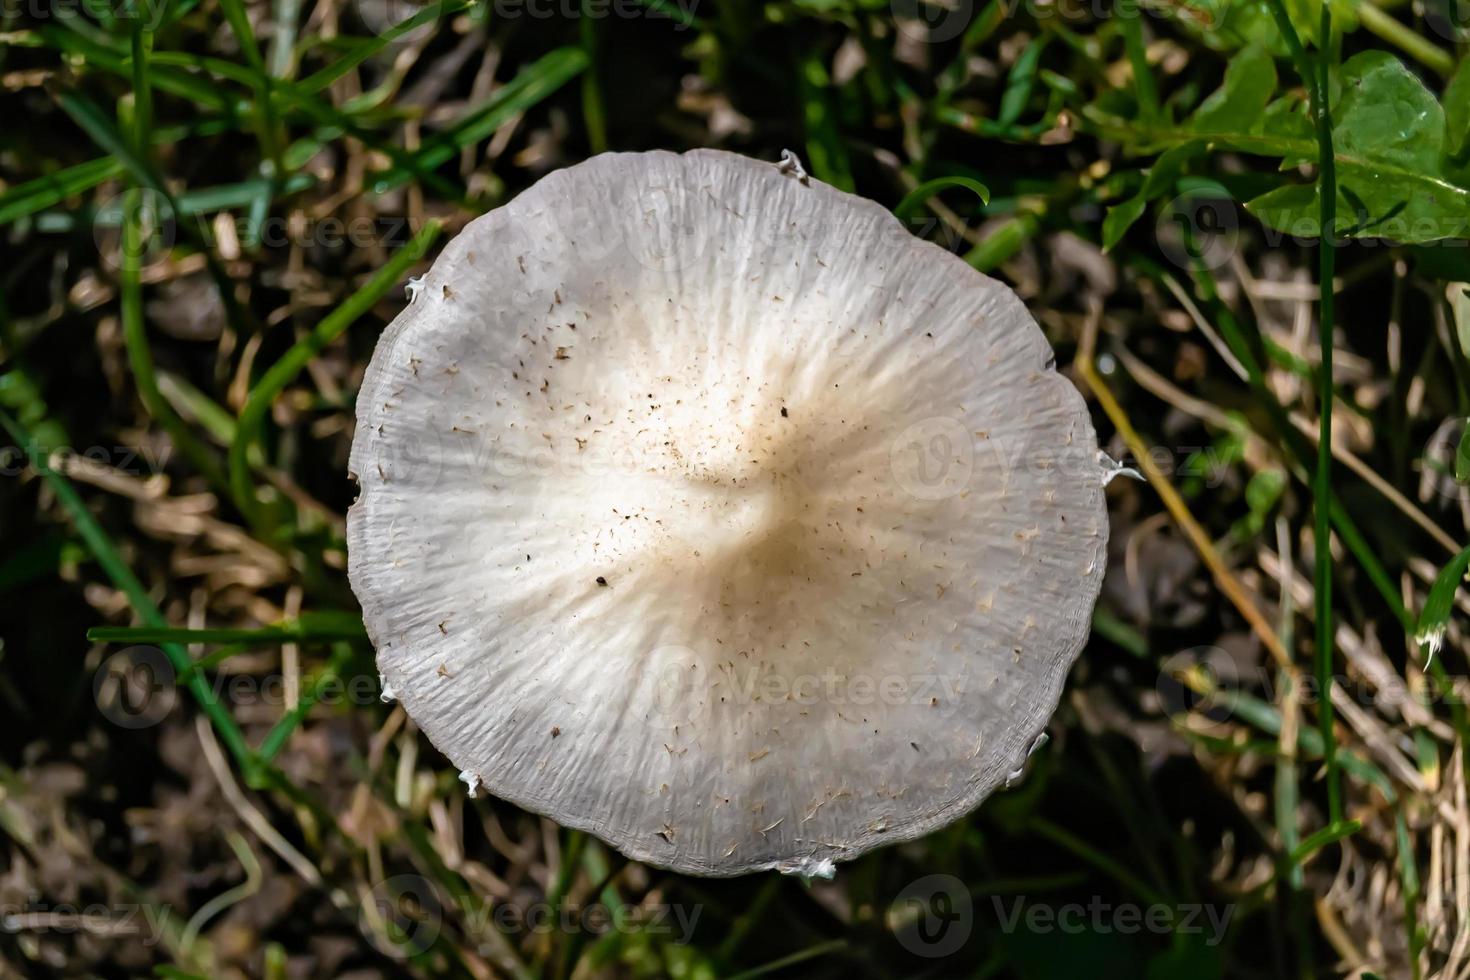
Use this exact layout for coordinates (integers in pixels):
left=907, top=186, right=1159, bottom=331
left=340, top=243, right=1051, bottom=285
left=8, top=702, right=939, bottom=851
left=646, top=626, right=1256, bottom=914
left=348, top=149, right=1110, bottom=877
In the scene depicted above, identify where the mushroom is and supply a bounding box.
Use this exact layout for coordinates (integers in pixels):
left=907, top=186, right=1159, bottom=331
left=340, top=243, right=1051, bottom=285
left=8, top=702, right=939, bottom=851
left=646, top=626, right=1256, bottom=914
left=348, top=150, right=1109, bottom=877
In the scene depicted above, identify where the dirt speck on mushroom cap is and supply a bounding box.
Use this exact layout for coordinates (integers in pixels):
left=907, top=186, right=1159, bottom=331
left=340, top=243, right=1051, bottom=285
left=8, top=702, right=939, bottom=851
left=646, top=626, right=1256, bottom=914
left=347, top=149, right=1109, bottom=877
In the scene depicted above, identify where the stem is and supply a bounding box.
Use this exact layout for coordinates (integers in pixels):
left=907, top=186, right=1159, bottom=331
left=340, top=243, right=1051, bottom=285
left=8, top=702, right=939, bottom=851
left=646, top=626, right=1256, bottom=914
left=1311, top=1, right=1343, bottom=828
left=121, top=189, right=229, bottom=491
left=121, top=0, right=229, bottom=492
left=1357, top=4, right=1454, bottom=76
left=1258, top=0, right=1342, bottom=828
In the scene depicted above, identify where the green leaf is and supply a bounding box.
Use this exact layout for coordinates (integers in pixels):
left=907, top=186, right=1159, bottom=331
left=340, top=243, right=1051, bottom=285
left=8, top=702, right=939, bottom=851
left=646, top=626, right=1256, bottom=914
left=1414, top=543, right=1470, bottom=662
left=1247, top=51, right=1470, bottom=243
left=1447, top=57, right=1470, bottom=158
left=0, top=118, right=235, bottom=228
left=893, top=176, right=990, bottom=221
left=1287, top=819, right=1362, bottom=866
left=998, top=36, right=1045, bottom=128
left=1101, top=194, right=1148, bottom=254
left=1193, top=44, right=1277, bottom=133
left=1101, top=140, right=1206, bottom=252
left=55, top=92, right=156, bottom=188
left=1120, top=6, right=1158, bottom=120
left=1260, top=92, right=1314, bottom=152
left=1245, top=466, right=1287, bottom=521
left=796, top=50, right=854, bottom=192
left=1334, top=52, right=1443, bottom=174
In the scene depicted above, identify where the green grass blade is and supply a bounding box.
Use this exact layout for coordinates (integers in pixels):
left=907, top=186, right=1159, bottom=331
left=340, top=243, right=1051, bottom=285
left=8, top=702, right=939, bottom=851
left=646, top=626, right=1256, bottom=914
left=58, top=90, right=255, bottom=337
left=0, top=405, right=256, bottom=772
left=57, top=91, right=157, bottom=191
left=255, top=643, right=355, bottom=764
left=37, top=21, right=239, bottom=113
left=214, top=0, right=265, bottom=69
left=1030, top=817, right=1169, bottom=907
left=631, top=0, right=702, bottom=29
left=370, top=48, right=588, bottom=191
left=88, top=617, right=368, bottom=646
left=156, top=371, right=238, bottom=445
left=1414, top=544, right=1470, bottom=661
left=1287, top=819, right=1362, bottom=867
left=0, top=158, right=126, bottom=226
left=723, top=941, right=847, bottom=980
left=0, top=119, right=241, bottom=228
left=893, top=176, right=990, bottom=222
left=1119, top=2, right=1157, bottom=120
left=997, top=35, right=1045, bottom=128
left=1307, top=0, right=1343, bottom=828
left=229, top=219, right=443, bottom=524
left=580, top=0, right=608, bottom=154
left=120, top=190, right=230, bottom=490
left=297, top=1, right=471, bottom=95
left=795, top=49, right=853, bottom=192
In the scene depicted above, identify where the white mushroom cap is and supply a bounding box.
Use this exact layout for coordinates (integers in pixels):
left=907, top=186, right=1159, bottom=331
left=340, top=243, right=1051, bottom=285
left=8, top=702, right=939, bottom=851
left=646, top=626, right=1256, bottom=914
left=348, top=150, right=1109, bottom=877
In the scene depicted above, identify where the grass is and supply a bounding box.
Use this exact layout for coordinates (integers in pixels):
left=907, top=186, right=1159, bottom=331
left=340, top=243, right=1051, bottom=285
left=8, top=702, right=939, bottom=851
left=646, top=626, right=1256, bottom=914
left=3, top=1, right=1470, bottom=978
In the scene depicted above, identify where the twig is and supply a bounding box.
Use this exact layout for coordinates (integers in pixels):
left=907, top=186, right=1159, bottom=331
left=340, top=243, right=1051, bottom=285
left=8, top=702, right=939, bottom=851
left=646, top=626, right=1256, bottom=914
left=195, top=714, right=335, bottom=896
left=1075, top=311, right=1292, bottom=670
